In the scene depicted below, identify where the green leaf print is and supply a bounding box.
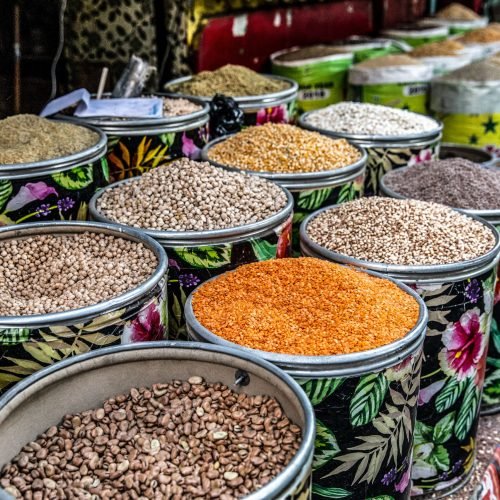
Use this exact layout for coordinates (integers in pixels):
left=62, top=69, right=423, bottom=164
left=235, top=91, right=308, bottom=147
left=0, top=180, right=13, bottom=211
left=337, top=182, right=356, bottom=204
left=250, top=240, right=277, bottom=261
left=0, top=328, right=30, bottom=345
left=349, top=373, right=389, bottom=427
left=312, top=485, right=352, bottom=498
left=313, top=419, right=341, bottom=470
left=298, top=377, right=345, bottom=406
left=454, top=377, right=480, bottom=441
left=160, top=132, right=176, bottom=147
left=414, top=420, right=433, bottom=445
left=296, top=188, right=333, bottom=210
left=435, top=378, right=465, bottom=413
left=430, top=444, right=450, bottom=471
left=101, top=157, right=110, bottom=183
left=483, top=369, right=500, bottom=403
left=52, top=166, right=93, bottom=190
left=491, top=317, right=500, bottom=352
left=367, top=497, right=395, bottom=500
left=432, top=412, right=455, bottom=444
left=174, top=246, right=231, bottom=269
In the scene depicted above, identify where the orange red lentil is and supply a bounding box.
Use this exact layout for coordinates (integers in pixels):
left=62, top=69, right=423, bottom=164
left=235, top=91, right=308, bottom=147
left=192, top=258, right=420, bottom=356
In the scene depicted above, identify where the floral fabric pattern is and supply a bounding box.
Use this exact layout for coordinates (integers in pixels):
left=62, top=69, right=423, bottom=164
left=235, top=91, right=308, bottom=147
left=290, top=174, right=365, bottom=254
left=296, top=352, right=422, bottom=499
left=246, top=100, right=297, bottom=127
left=107, top=123, right=209, bottom=181
left=364, top=140, right=440, bottom=196
left=0, top=159, right=109, bottom=226
left=410, top=269, right=497, bottom=496
left=0, top=280, right=167, bottom=395
left=169, top=216, right=292, bottom=338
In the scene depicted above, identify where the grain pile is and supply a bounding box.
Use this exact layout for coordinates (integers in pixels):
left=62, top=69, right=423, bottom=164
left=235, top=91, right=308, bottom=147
left=162, top=97, right=202, bottom=116
left=354, top=54, right=422, bottom=68
left=460, top=26, right=500, bottom=43
left=0, top=115, right=99, bottom=165
left=193, top=257, right=420, bottom=355
left=305, top=197, right=496, bottom=265
left=411, top=39, right=465, bottom=57
left=207, top=123, right=361, bottom=174
left=0, top=378, right=302, bottom=499
left=96, top=158, right=288, bottom=232
left=0, top=232, right=157, bottom=316
left=435, top=2, right=481, bottom=20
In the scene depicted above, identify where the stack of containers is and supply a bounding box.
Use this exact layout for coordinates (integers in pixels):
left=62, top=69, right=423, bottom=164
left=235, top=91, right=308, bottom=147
left=421, top=2, right=488, bottom=35
left=299, top=102, right=442, bottom=195
left=300, top=197, right=500, bottom=497
left=379, top=159, right=500, bottom=415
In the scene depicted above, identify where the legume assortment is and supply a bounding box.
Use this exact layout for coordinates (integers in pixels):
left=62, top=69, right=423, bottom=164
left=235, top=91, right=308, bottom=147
left=306, top=197, right=496, bottom=265
left=0, top=115, right=99, bottom=164
left=192, top=257, right=420, bottom=356
left=162, top=97, right=202, bottom=117
left=167, top=65, right=289, bottom=97
left=0, top=378, right=301, bottom=499
left=303, top=102, right=440, bottom=136
left=207, top=123, right=361, bottom=174
left=384, top=158, right=500, bottom=210
left=96, top=158, right=287, bottom=232
left=0, top=233, right=157, bottom=316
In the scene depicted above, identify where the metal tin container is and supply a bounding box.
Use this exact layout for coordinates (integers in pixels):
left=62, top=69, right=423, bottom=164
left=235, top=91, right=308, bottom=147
left=0, top=221, right=168, bottom=395
left=185, top=269, right=428, bottom=499
left=439, top=143, right=495, bottom=166
left=201, top=136, right=367, bottom=253
left=89, top=183, right=293, bottom=338
left=0, top=341, right=315, bottom=499
left=299, top=112, right=442, bottom=195
left=61, top=95, right=210, bottom=182
left=300, top=207, right=500, bottom=497
left=380, top=173, right=500, bottom=415
left=0, top=123, right=108, bottom=224
left=164, top=75, right=299, bottom=126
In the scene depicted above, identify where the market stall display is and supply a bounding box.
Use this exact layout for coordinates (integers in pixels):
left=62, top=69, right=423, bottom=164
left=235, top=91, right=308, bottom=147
left=411, top=39, right=474, bottom=75
left=186, top=257, right=427, bottom=499
left=300, top=102, right=442, bottom=195
left=347, top=55, right=433, bottom=113
left=202, top=123, right=366, bottom=252
left=381, top=23, right=449, bottom=47
left=0, top=221, right=168, bottom=395
left=89, top=158, right=293, bottom=337
left=380, top=160, right=500, bottom=415
left=0, top=342, right=315, bottom=499
left=0, top=115, right=108, bottom=224
left=421, top=3, right=488, bottom=35
left=165, top=65, right=298, bottom=126
left=301, top=197, right=500, bottom=496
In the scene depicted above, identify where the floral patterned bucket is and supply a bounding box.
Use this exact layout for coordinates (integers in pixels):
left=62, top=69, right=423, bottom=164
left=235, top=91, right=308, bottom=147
left=164, top=75, right=299, bottom=126
left=89, top=184, right=294, bottom=339
left=380, top=171, right=500, bottom=416
left=61, top=96, right=210, bottom=182
left=298, top=113, right=442, bottom=196
left=0, top=221, right=168, bottom=395
left=201, top=137, right=367, bottom=254
left=301, top=208, right=500, bottom=497
left=0, top=123, right=108, bottom=225
left=0, top=341, right=316, bottom=499
left=185, top=269, right=428, bottom=500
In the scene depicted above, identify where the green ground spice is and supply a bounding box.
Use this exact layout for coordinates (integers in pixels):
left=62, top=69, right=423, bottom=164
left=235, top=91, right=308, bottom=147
left=168, top=64, right=290, bottom=97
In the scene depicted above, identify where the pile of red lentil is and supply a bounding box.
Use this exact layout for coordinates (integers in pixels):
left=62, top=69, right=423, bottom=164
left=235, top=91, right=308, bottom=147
left=192, top=258, right=420, bottom=356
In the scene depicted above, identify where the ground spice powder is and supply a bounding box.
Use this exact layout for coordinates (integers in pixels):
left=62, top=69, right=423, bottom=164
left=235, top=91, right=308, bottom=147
left=192, top=258, right=419, bottom=356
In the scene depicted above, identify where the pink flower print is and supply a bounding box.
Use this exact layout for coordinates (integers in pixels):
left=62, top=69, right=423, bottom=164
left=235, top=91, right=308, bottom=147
left=256, top=105, right=288, bottom=125
left=408, top=148, right=433, bottom=167
left=5, top=182, right=58, bottom=212
left=181, top=133, right=200, bottom=159
left=122, top=302, right=165, bottom=344
left=395, top=466, right=411, bottom=493
left=438, top=308, right=486, bottom=380
left=495, top=279, right=500, bottom=306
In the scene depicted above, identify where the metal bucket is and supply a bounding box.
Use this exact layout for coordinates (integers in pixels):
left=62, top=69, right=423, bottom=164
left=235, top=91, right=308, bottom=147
left=439, top=143, right=495, bottom=167
left=201, top=136, right=367, bottom=253
left=185, top=268, right=428, bottom=499
left=0, top=221, right=168, bottom=395
left=300, top=207, right=500, bottom=497
left=164, top=75, right=299, bottom=126
left=0, top=123, right=108, bottom=225
left=298, top=112, right=442, bottom=195
left=380, top=173, right=500, bottom=415
left=0, top=341, right=315, bottom=499
left=60, top=95, right=210, bottom=182
left=89, top=182, right=294, bottom=338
